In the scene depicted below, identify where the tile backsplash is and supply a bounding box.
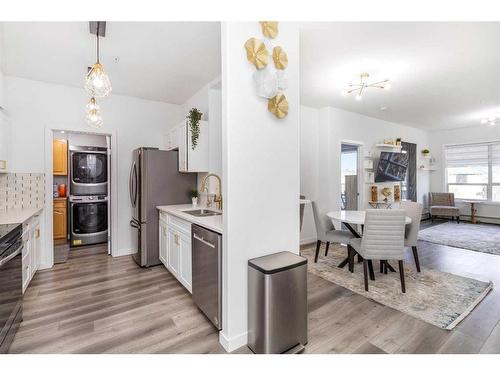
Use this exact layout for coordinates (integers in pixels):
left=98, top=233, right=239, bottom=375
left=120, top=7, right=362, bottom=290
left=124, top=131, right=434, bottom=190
left=0, top=173, right=46, bottom=210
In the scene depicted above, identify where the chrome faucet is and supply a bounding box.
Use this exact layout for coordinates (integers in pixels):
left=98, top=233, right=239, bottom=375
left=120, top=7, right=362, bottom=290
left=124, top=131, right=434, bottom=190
left=201, top=173, right=222, bottom=210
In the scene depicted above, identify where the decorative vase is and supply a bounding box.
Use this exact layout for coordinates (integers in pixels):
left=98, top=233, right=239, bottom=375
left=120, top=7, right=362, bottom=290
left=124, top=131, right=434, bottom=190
left=192, top=197, right=198, bottom=207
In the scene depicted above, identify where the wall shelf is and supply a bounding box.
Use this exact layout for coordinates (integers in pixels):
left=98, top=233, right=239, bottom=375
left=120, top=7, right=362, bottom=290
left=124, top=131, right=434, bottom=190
left=375, top=144, right=402, bottom=151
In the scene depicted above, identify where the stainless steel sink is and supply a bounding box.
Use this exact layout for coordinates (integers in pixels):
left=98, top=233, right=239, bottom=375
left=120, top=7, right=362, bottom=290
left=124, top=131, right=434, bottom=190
left=183, top=209, right=222, bottom=217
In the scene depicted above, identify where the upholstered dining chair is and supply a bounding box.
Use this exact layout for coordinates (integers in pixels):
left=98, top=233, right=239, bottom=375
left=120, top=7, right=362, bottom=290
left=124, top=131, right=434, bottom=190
left=400, top=201, right=423, bottom=272
left=348, top=209, right=407, bottom=293
left=311, top=201, right=355, bottom=263
left=430, top=192, right=460, bottom=223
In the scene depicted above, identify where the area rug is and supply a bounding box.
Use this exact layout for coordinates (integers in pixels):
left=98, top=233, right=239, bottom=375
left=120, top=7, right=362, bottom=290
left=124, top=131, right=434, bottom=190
left=301, top=244, right=493, bottom=330
left=418, top=222, right=500, bottom=255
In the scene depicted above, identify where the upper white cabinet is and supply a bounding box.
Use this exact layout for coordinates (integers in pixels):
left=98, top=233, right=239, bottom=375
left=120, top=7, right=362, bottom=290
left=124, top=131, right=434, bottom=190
left=0, top=110, right=8, bottom=173
left=163, top=120, right=209, bottom=173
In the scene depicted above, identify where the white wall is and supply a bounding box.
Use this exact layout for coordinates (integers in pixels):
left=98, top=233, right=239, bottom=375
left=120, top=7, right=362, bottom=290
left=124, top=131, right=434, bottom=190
left=5, top=76, right=184, bottom=262
left=220, top=22, right=300, bottom=351
left=429, top=125, right=500, bottom=223
left=300, top=105, right=431, bottom=243
left=300, top=105, right=319, bottom=243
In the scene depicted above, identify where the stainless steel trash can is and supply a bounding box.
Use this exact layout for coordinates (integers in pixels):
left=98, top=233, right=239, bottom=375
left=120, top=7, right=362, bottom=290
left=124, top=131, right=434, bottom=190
left=248, top=251, right=308, bottom=354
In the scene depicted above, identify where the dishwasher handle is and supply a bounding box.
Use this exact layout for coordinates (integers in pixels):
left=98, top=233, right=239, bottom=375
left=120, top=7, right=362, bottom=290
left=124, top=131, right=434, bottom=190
left=193, top=233, right=216, bottom=248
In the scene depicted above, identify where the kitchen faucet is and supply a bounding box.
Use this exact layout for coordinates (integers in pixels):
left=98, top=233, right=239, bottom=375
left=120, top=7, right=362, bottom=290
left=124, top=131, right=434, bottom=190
left=201, top=173, right=222, bottom=210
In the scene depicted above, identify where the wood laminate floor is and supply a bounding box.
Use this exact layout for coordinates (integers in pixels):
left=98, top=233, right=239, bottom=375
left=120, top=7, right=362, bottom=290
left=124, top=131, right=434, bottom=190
left=9, top=224, right=500, bottom=354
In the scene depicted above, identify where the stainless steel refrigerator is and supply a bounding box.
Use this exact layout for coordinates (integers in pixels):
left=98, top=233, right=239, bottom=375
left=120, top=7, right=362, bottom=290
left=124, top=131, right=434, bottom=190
left=129, top=147, right=196, bottom=267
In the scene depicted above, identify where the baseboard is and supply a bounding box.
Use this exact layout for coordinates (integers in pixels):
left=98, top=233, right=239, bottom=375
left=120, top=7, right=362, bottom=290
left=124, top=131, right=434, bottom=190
left=38, top=261, right=53, bottom=270
left=300, top=237, right=316, bottom=246
left=112, top=248, right=136, bottom=257
left=219, top=330, right=248, bottom=353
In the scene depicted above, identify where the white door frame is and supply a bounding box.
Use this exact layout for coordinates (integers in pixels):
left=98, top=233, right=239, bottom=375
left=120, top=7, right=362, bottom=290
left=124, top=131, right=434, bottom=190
left=42, top=125, right=118, bottom=269
left=339, top=139, right=364, bottom=210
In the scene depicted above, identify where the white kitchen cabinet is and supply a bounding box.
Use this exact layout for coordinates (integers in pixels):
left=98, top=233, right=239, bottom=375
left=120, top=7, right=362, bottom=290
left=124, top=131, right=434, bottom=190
left=22, top=213, right=42, bottom=293
left=158, top=211, right=193, bottom=293
left=162, top=120, right=209, bottom=173
left=166, top=226, right=180, bottom=278
left=178, top=231, right=192, bottom=292
left=159, top=219, right=168, bottom=266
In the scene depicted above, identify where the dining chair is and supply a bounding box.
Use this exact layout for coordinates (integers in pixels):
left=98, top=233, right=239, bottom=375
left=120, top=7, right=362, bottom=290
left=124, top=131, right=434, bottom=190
left=311, top=201, right=355, bottom=263
left=348, top=209, right=407, bottom=293
left=400, top=201, right=423, bottom=272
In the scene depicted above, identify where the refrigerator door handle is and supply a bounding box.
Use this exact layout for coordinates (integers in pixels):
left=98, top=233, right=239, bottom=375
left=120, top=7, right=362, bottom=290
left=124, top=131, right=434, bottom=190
left=129, top=161, right=138, bottom=208
left=129, top=161, right=135, bottom=207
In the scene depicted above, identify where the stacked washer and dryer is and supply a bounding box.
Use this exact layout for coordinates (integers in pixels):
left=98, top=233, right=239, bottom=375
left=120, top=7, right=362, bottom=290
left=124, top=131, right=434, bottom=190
left=69, top=145, right=109, bottom=247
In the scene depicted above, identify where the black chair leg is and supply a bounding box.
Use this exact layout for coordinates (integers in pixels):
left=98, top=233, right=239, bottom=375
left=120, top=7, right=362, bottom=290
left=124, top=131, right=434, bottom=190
left=368, top=260, right=375, bottom=280
left=348, top=245, right=354, bottom=273
left=379, top=260, right=384, bottom=273
left=314, top=240, right=321, bottom=263
left=457, top=216, right=460, bottom=224
left=398, top=260, right=406, bottom=293
left=363, top=259, right=369, bottom=291
left=412, top=246, right=421, bottom=273
left=325, top=242, right=330, bottom=256
left=431, top=215, right=434, bottom=223
left=357, top=254, right=363, bottom=263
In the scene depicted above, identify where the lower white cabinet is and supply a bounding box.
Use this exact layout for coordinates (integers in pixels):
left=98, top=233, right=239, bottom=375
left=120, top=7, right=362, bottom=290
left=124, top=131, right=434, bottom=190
left=22, top=213, right=42, bottom=293
left=158, top=212, right=192, bottom=293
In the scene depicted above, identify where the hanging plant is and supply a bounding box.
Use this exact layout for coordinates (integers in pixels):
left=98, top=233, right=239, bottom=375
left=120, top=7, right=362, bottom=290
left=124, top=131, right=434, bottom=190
left=187, top=108, right=203, bottom=150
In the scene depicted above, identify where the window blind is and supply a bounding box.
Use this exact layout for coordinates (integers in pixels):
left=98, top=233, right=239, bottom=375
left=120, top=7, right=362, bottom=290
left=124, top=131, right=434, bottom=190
left=445, top=143, right=490, bottom=167
left=492, top=143, right=500, bottom=167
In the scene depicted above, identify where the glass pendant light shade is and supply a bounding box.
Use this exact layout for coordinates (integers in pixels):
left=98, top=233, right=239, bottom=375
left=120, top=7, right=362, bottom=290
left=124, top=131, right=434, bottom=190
left=86, top=109, right=103, bottom=129
left=85, top=98, right=103, bottom=129
left=85, top=63, right=112, bottom=98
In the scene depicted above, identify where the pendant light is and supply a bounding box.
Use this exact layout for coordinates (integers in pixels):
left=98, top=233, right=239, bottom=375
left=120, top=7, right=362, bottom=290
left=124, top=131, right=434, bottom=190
left=85, top=97, right=103, bottom=128
left=85, top=22, right=112, bottom=98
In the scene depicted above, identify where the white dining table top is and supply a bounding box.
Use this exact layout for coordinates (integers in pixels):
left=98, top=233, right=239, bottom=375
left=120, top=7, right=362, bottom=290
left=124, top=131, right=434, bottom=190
left=300, top=199, right=312, bottom=204
left=327, top=210, right=412, bottom=225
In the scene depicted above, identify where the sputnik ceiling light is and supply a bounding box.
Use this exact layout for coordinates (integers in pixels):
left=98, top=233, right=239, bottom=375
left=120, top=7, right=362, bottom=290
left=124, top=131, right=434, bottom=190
left=341, top=73, right=390, bottom=101
left=480, top=115, right=498, bottom=126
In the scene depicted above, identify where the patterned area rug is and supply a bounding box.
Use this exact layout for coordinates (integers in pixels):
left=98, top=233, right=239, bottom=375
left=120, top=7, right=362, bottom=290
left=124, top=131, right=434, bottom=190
left=302, top=244, right=492, bottom=330
left=418, top=222, right=500, bottom=255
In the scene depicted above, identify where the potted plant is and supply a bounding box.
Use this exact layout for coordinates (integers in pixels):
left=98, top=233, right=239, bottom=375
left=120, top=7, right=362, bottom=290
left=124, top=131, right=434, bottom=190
left=421, top=149, right=430, bottom=157
left=396, top=137, right=401, bottom=146
left=190, top=189, right=199, bottom=207
left=187, top=108, right=203, bottom=150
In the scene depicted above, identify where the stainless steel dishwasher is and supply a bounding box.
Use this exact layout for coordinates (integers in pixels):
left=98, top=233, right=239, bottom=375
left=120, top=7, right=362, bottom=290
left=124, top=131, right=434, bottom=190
left=191, top=224, right=222, bottom=330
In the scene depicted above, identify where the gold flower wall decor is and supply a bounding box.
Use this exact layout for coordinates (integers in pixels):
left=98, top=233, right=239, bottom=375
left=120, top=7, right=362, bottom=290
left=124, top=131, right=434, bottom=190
left=268, top=93, right=289, bottom=119
left=244, top=38, right=268, bottom=69
left=272, top=46, right=288, bottom=70
left=259, top=21, right=279, bottom=39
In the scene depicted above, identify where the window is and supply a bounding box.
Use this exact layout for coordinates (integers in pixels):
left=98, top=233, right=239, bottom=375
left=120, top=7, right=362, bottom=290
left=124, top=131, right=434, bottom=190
left=445, top=142, right=500, bottom=202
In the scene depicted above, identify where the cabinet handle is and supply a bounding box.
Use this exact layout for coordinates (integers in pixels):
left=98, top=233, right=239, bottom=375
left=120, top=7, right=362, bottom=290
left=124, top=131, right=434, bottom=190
left=35, top=229, right=40, bottom=238
left=175, top=234, right=180, bottom=246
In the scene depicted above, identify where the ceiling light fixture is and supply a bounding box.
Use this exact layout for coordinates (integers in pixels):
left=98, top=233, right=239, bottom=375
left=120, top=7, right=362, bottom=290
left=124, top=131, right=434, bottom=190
left=85, top=97, right=103, bottom=129
left=85, top=22, right=112, bottom=98
left=341, top=73, right=390, bottom=101
left=481, top=116, right=497, bottom=126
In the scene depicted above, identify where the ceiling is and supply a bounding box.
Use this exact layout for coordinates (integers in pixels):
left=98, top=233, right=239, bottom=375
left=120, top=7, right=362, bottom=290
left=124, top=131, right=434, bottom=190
left=300, top=22, right=500, bottom=130
left=1, top=22, right=221, bottom=104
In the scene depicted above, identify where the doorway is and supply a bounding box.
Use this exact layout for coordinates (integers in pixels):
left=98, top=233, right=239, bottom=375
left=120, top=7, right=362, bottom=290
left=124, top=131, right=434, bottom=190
left=341, top=143, right=360, bottom=210
left=51, top=130, right=111, bottom=264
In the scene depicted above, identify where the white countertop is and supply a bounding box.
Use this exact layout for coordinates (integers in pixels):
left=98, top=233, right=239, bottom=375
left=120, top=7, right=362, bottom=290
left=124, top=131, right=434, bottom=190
left=0, top=207, right=43, bottom=225
left=157, top=204, right=223, bottom=234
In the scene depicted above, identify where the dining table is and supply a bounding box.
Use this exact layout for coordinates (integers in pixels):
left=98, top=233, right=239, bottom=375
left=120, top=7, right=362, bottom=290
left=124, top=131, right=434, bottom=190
left=326, top=210, right=412, bottom=272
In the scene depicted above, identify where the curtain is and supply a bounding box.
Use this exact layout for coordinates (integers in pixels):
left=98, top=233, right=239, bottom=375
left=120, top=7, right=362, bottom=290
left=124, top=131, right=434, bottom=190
left=401, top=141, right=417, bottom=202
